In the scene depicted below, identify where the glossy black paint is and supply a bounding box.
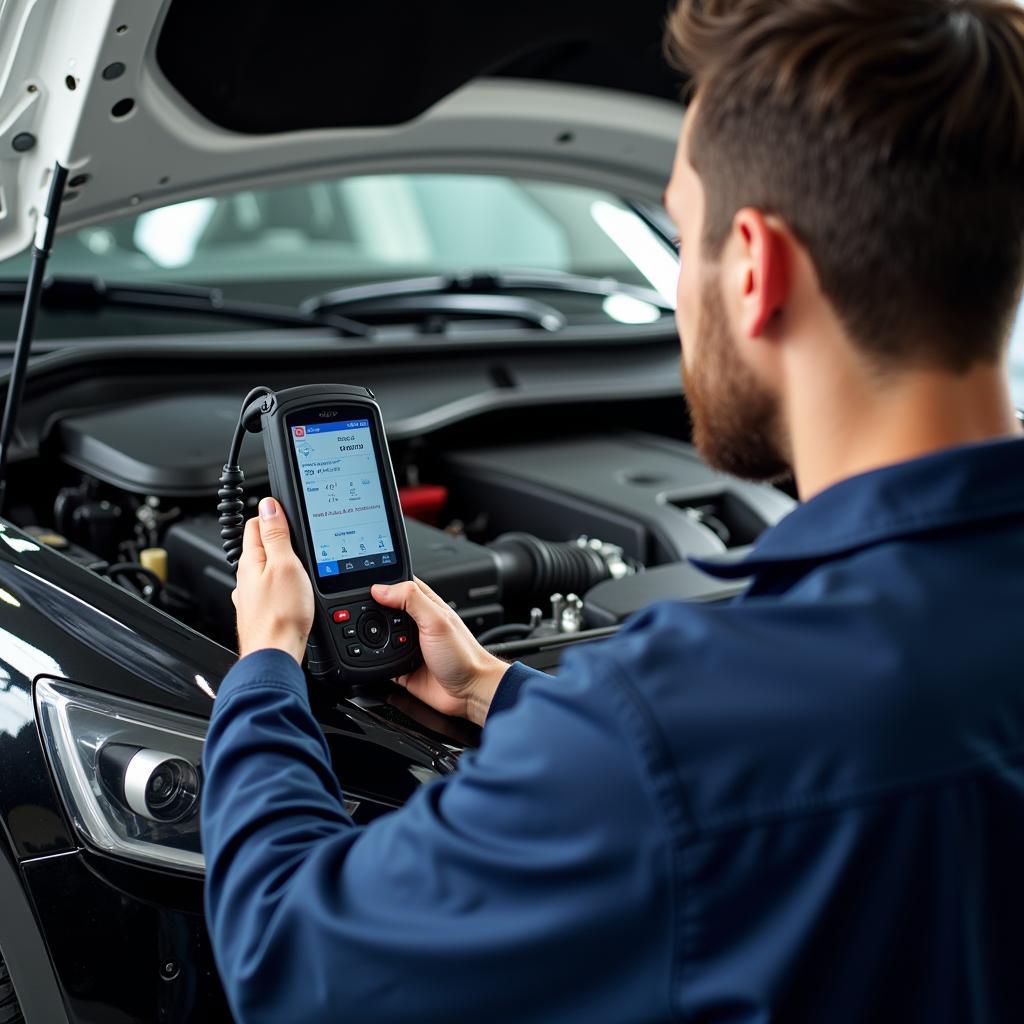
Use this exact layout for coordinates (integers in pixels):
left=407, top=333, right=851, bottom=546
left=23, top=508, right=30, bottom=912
left=20, top=791, right=401, bottom=1024
left=22, top=850, right=229, bottom=1023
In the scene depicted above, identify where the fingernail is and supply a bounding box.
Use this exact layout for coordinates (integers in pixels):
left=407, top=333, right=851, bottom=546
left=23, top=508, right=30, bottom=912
left=259, top=497, right=278, bottom=519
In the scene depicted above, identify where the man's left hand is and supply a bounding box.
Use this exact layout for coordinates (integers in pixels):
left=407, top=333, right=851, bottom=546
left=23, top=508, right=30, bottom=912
left=233, top=497, right=314, bottom=664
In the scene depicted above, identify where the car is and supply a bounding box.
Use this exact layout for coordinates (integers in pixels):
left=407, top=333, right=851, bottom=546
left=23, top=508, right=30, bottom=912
left=0, top=3, right=1019, bottom=1022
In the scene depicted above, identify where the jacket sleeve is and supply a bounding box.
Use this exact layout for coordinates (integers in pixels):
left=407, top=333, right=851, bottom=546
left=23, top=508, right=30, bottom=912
left=201, top=647, right=673, bottom=1024
left=484, top=659, right=546, bottom=719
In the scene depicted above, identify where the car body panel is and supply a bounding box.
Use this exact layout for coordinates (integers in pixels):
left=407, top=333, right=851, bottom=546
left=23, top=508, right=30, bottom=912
left=20, top=850, right=227, bottom=1023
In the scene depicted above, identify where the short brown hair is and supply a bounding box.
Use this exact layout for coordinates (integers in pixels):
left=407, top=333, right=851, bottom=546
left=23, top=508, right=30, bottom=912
left=665, top=0, right=1024, bottom=372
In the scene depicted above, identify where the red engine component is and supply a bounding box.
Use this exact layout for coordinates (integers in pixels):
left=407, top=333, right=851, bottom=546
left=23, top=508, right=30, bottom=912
left=398, top=484, right=449, bottom=526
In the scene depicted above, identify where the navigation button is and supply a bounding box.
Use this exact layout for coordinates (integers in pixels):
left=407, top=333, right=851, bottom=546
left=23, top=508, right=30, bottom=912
left=332, top=609, right=351, bottom=623
left=318, top=562, right=340, bottom=577
left=395, top=633, right=409, bottom=647
left=342, top=624, right=358, bottom=639
left=346, top=644, right=363, bottom=658
left=357, top=611, right=388, bottom=647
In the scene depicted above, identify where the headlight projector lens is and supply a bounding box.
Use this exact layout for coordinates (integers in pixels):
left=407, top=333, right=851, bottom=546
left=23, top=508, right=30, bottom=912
left=99, top=743, right=201, bottom=823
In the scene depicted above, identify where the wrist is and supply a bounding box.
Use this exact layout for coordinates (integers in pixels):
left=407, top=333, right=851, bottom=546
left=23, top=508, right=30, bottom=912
left=238, top=633, right=306, bottom=665
left=465, top=653, right=509, bottom=727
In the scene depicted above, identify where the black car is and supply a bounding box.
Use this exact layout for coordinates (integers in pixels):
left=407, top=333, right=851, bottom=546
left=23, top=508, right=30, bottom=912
left=0, top=3, right=1018, bottom=1022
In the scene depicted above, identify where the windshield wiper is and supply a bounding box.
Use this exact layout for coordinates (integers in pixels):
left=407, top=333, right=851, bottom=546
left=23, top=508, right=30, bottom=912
left=0, top=276, right=370, bottom=336
left=300, top=269, right=673, bottom=331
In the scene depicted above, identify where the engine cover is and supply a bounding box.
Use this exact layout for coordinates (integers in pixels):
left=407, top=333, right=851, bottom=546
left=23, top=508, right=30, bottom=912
left=52, top=394, right=268, bottom=498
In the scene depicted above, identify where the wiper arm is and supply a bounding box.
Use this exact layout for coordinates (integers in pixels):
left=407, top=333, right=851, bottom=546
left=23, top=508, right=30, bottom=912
left=0, top=276, right=369, bottom=336
left=302, top=274, right=567, bottom=332
left=300, top=269, right=673, bottom=329
left=311, top=289, right=567, bottom=332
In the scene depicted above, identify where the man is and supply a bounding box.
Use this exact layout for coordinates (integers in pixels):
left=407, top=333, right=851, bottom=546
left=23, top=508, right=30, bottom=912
left=201, top=1, right=1024, bottom=1021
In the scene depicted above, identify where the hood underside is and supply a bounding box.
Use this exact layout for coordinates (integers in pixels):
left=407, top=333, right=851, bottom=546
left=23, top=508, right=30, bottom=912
left=0, top=0, right=684, bottom=263
left=157, top=0, right=682, bottom=134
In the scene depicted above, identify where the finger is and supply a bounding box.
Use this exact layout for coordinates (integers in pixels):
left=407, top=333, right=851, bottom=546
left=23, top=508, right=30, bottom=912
left=392, top=662, right=429, bottom=690
left=239, top=516, right=266, bottom=572
left=392, top=665, right=431, bottom=700
left=371, top=580, right=448, bottom=632
left=257, top=497, right=295, bottom=562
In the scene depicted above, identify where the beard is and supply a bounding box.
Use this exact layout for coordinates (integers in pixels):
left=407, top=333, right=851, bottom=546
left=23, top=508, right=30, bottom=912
left=682, top=275, right=791, bottom=482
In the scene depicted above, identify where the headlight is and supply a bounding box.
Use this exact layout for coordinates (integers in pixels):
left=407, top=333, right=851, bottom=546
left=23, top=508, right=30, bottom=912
left=35, top=678, right=206, bottom=874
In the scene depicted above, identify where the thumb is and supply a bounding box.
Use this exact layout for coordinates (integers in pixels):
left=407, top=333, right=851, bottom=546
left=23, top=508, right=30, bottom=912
left=372, top=580, right=447, bottom=633
left=257, top=497, right=295, bottom=560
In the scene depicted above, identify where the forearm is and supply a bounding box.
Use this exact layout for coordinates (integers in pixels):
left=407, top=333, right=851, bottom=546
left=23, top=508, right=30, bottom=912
left=201, top=650, right=357, bottom=1022
left=202, top=653, right=587, bottom=1024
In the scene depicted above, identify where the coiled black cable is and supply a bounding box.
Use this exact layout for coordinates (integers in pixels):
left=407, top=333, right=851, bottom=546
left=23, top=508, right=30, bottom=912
left=217, top=465, right=247, bottom=566
left=218, top=386, right=274, bottom=567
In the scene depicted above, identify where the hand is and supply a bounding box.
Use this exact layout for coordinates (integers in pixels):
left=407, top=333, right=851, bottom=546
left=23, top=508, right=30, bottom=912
left=233, top=497, right=315, bottom=664
left=371, top=578, right=509, bottom=726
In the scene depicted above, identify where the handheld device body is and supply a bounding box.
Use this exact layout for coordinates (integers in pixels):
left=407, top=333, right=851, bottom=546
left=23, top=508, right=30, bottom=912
left=259, top=384, right=420, bottom=683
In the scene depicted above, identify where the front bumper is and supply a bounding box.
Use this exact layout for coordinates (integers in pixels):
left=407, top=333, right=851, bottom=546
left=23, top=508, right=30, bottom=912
left=13, top=847, right=231, bottom=1023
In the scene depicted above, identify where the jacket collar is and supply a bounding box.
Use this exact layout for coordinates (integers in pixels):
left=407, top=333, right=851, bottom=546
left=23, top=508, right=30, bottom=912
left=691, top=436, right=1024, bottom=580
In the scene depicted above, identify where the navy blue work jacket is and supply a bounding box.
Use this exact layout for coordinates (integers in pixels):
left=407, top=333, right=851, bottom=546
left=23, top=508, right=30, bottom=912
left=202, top=437, right=1024, bottom=1023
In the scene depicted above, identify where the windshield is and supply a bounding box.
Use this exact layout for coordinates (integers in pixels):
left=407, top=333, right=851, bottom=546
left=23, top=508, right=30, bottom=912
left=0, top=173, right=678, bottom=339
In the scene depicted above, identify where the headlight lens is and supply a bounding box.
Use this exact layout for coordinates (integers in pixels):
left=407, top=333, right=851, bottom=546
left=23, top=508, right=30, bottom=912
left=35, top=678, right=206, bottom=874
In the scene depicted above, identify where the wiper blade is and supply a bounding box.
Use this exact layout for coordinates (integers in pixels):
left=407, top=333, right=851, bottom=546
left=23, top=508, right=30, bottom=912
left=300, top=269, right=673, bottom=329
left=0, top=276, right=369, bottom=336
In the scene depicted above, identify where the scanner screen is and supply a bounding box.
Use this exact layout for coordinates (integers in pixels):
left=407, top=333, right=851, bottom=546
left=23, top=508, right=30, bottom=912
left=291, top=418, right=398, bottom=579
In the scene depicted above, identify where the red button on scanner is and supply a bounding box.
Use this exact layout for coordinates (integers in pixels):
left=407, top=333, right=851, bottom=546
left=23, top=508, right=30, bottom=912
left=396, top=633, right=409, bottom=646
left=332, top=609, right=351, bottom=623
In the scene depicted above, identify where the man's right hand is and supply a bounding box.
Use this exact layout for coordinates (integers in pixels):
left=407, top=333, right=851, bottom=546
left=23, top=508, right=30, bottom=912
left=371, top=578, right=509, bottom=727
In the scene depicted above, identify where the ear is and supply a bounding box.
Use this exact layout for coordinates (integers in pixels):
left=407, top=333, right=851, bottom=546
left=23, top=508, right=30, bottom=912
left=731, top=208, right=789, bottom=339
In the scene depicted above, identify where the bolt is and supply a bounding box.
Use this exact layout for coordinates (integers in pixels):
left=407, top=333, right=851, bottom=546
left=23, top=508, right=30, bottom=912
left=159, top=959, right=179, bottom=981
left=11, top=133, right=35, bottom=153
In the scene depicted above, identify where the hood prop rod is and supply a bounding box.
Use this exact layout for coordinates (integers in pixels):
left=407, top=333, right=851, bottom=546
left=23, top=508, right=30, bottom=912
left=0, top=162, right=68, bottom=512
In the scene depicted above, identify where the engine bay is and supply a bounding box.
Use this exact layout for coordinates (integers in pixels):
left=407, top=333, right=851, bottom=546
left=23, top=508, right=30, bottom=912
left=20, top=389, right=794, bottom=659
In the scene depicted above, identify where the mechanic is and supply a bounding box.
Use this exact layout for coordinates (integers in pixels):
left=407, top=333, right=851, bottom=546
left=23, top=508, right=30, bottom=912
left=201, top=2, right=1024, bottom=1021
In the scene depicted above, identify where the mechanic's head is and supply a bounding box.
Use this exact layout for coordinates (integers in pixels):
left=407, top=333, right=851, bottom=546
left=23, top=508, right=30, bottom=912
left=662, top=0, right=1024, bottom=484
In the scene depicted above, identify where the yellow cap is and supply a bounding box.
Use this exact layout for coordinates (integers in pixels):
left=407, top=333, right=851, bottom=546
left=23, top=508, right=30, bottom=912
left=139, top=547, right=168, bottom=583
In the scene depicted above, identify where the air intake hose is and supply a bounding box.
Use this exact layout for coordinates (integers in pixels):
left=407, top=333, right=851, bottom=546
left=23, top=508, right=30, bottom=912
left=488, top=532, right=614, bottom=599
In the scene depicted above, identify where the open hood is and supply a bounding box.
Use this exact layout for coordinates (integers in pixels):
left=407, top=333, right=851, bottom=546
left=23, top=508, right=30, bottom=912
left=0, top=0, right=684, bottom=263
